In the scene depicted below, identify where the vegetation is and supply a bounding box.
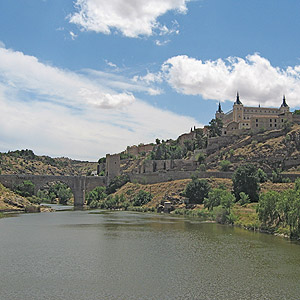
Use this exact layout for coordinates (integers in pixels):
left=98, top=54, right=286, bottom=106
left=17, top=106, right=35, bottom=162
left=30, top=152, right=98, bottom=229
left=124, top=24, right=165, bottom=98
left=232, top=164, right=260, bottom=202
left=14, top=180, right=35, bottom=197
left=219, top=160, right=231, bottom=171
left=208, top=118, right=223, bottom=137
left=106, top=174, right=130, bottom=194
left=86, top=186, right=107, bottom=208
left=133, top=190, right=152, bottom=206
left=257, top=179, right=300, bottom=238
left=184, top=177, right=211, bottom=204
left=37, top=182, right=72, bottom=205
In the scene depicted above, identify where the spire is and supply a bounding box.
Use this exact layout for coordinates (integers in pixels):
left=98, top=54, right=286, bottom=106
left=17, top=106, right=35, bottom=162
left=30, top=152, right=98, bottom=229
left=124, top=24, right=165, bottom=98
left=281, top=95, right=288, bottom=107
left=217, top=102, right=223, bottom=113
left=235, top=92, right=242, bottom=105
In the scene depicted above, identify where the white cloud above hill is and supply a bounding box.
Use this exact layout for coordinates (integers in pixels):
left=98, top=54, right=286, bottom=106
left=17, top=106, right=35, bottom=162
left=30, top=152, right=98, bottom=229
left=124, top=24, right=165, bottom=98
left=0, top=46, right=200, bottom=160
left=159, top=54, right=300, bottom=107
left=69, top=0, right=190, bottom=38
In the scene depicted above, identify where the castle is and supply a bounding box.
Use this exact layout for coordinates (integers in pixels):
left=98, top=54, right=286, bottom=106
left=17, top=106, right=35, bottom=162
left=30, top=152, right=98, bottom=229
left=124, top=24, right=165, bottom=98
left=216, top=93, right=294, bottom=135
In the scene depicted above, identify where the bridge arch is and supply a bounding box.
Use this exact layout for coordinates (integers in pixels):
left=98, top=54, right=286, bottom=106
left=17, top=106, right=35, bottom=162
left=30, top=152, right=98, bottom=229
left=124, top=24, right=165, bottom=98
left=0, top=175, right=106, bottom=207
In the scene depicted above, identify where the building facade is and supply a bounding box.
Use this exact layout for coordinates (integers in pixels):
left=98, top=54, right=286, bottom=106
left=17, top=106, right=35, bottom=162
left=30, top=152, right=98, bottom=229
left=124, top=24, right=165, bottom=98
left=216, top=93, right=293, bottom=135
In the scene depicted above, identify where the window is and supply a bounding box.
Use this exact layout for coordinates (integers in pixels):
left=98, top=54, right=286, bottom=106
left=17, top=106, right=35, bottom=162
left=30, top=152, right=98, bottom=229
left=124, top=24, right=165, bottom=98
left=270, top=119, right=272, bottom=122
left=270, top=124, right=272, bottom=127
left=275, top=124, right=277, bottom=127
left=256, top=119, right=258, bottom=122
left=256, top=124, right=258, bottom=127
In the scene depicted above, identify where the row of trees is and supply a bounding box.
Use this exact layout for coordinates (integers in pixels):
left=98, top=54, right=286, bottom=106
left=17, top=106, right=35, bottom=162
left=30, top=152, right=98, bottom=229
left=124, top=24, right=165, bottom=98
left=257, top=180, right=300, bottom=238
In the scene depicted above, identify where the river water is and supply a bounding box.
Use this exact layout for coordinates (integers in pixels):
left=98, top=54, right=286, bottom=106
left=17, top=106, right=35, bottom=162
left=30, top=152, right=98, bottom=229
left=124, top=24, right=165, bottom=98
left=1, top=209, right=300, bottom=300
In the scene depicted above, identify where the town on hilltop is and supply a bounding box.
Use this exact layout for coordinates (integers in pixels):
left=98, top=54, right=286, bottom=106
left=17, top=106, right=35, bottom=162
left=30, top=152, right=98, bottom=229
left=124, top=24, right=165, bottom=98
left=101, top=93, right=300, bottom=183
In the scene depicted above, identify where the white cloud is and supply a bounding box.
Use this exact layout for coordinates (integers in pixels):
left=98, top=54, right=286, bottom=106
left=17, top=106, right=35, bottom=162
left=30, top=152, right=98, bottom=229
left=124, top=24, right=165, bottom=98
left=69, top=0, right=190, bottom=38
left=0, top=47, right=135, bottom=109
left=0, top=41, right=5, bottom=48
left=160, top=54, right=300, bottom=107
left=69, top=31, right=78, bottom=40
left=0, top=47, right=200, bottom=160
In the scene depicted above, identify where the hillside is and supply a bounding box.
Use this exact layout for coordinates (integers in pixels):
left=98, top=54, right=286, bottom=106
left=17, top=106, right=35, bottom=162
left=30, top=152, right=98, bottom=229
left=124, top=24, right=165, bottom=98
left=0, top=150, right=98, bottom=176
left=0, top=183, right=39, bottom=212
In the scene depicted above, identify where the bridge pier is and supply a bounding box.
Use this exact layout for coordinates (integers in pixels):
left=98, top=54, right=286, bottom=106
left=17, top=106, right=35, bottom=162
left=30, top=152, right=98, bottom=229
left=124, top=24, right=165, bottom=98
left=73, top=176, right=86, bottom=208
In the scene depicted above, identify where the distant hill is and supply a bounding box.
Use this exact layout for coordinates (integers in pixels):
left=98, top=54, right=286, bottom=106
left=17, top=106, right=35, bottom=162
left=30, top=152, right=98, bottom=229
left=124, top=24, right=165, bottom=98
left=0, top=149, right=98, bottom=176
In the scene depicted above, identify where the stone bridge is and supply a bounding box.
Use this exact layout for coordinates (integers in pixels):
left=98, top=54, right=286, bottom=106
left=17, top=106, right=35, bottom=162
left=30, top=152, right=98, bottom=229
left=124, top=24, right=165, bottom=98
left=0, top=175, right=107, bottom=207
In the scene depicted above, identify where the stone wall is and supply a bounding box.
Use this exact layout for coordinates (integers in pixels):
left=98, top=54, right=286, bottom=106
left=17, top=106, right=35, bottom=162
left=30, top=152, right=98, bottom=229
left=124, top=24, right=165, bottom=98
left=129, top=170, right=234, bottom=185
left=125, top=144, right=154, bottom=156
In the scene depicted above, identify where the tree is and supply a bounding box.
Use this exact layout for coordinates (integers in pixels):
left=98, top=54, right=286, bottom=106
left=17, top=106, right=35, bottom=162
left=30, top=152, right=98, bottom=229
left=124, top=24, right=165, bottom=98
left=86, top=186, right=107, bottom=206
left=257, top=191, right=280, bottom=226
left=14, top=180, right=35, bottom=197
left=208, top=118, right=223, bottom=137
left=185, top=178, right=211, bottom=204
left=155, top=138, right=161, bottom=145
left=232, top=164, right=260, bottom=202
left=204, top=188, right=223, bottom=211
left=133, top=190, right=152, bottom=206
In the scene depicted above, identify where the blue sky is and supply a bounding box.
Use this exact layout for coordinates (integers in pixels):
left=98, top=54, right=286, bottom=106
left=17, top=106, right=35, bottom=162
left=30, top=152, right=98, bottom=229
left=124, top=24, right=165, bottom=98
left=1, top=0, right=300, bottom=160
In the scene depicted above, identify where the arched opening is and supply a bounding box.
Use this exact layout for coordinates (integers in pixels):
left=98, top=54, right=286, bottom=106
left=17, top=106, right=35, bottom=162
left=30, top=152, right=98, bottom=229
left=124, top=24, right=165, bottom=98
left=36, top=180, right=74, bottom=207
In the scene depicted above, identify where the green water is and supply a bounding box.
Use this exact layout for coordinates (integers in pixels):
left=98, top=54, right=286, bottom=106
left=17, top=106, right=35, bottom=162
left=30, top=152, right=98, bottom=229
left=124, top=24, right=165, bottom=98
left=0, top=210, right=300, bottom=300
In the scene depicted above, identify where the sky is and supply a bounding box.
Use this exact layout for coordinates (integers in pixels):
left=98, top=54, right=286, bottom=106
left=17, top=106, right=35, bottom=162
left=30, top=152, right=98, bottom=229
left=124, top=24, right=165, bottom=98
left=1, top=0, right=300, bottom=161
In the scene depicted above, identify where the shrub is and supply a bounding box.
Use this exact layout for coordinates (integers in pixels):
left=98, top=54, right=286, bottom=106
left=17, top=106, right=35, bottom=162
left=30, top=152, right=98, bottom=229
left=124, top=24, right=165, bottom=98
left=184, top=178, right=211, bottom=204
left=106, top=174, right=130, bottom=194
left=219, top=160, right=231, bottom=171
left=133, top=190, right=152, bottom=206
left=14, top=180, right=35, bottom=197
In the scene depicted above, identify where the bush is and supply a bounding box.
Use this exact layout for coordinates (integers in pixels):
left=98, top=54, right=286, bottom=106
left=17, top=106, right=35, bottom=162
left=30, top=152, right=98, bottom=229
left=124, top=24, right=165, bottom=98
left=106, top=174, right=130, bottom=194
left=219, top=160, right=231, bottom=171
left=14, top=180, right=35, bottom=197
left=184, top=178, right=211, bottom=204
left=133, top=190, right=152, bottom=206
left=232, top=164, right=260, bottom=202
left=86, top=186, right=107, bottom=206
left=257, top=168, right=268, bottom=183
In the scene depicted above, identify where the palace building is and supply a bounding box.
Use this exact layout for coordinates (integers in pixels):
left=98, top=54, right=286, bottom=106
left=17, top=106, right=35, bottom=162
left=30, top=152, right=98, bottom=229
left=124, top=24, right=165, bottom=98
left=215, top=93, right=295, bottom=135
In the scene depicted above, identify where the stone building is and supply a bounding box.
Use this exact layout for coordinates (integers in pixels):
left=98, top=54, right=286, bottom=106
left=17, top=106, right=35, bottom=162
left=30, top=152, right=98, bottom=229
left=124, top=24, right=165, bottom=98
left=216, top=93, right=294, bottom=135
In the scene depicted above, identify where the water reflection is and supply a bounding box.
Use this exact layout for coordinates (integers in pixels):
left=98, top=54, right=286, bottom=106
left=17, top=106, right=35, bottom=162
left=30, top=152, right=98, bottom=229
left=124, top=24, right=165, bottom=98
left=0, top=210, right=300, bottom=300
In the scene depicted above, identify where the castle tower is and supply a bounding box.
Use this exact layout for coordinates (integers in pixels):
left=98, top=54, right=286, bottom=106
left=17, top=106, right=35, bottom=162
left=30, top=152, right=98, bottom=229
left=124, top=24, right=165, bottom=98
left=279, top=95, right=290, bottom=114
left=233, top=92, right=244, bottom=124
left=215, top=102, right=224, bottom=120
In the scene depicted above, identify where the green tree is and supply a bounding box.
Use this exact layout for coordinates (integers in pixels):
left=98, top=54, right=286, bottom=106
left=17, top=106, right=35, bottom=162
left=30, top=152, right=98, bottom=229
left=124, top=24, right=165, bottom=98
left=257, top=191, right=280, bottom=227
left=86, top=186, right=107, bottom=206
left=208, top=118, right=223, bottom=137
left=204, top=188, right=223, bottom=211
left=133, top=190, right=152, bottom=206
left=14, top=180, right=35, bottom=197
left=185, top=178, right=211, bottom=204
left=233, top=164, right=260, bottom=202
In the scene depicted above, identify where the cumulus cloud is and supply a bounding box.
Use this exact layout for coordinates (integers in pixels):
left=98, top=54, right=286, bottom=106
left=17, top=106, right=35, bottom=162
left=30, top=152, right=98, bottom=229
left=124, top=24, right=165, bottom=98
left=0, top=47, right=200, bottom=160
left=69, top=0, right=190, bottom=38
left=160, top=54, right=300, bottom=107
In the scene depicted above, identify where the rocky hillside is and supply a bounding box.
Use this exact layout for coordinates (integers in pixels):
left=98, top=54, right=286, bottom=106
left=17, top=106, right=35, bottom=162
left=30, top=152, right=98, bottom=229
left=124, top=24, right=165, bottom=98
left=0, top=150, right=98, bottom=176
left=206, top=124, right=300, bottom=172
left=0, top=183, right=39, bottom=212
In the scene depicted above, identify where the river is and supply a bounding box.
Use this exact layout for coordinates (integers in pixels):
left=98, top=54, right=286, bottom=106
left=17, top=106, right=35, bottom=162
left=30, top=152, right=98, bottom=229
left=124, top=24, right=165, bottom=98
left=0, top=209, right=300, bottom=300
